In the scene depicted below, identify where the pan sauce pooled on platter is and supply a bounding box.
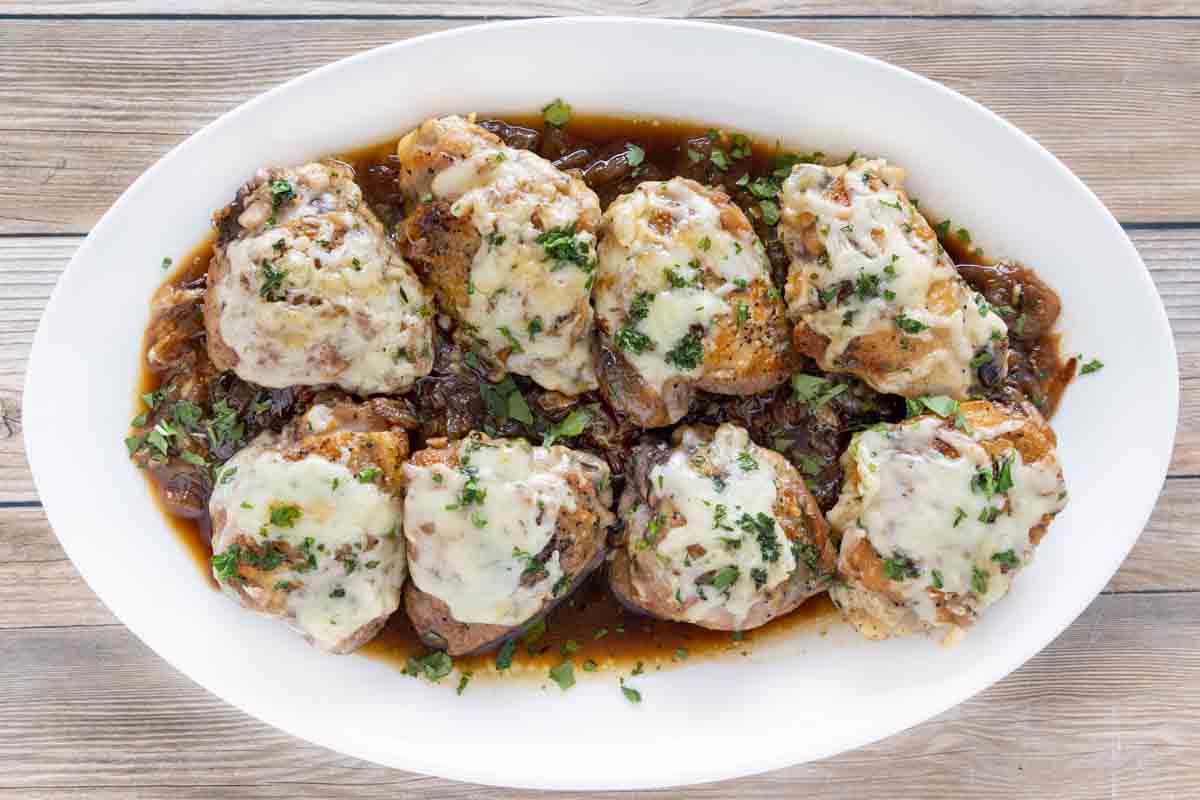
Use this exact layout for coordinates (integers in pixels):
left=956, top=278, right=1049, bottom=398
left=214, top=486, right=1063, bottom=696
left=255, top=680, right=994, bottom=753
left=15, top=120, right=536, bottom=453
left=127, top=106, right=1078, bottom=690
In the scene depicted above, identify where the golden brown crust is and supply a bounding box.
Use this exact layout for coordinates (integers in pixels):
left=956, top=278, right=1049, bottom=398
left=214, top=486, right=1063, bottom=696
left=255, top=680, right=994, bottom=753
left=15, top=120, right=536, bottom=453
left=397, top=200, right=480, bottom=317
left=833, top=398, right=1063, bottom=639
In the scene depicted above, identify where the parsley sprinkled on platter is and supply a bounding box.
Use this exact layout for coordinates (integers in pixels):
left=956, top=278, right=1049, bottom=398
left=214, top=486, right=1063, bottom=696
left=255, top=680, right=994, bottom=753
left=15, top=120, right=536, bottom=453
left=495, top=639, right=516, bottom=671
left=664, top=329, right=703, bottom=370
left=536, top=222, right=592, bottom=270
left=542, top=98, right=571, bottom=127
left=1080, top=358, right=1104, bottom=375
left=549, top=661, right=576, bottom=691
left=268, top=503, right=302, bottom=528
left=543, top=407, right=592, bottom=447
left=258, top=260, right=287, bottom=301
left=791, top=374, right=846, bottom=409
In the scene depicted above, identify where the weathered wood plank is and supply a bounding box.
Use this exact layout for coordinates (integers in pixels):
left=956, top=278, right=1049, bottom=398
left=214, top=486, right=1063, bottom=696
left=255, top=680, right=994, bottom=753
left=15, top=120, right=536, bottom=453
left=1, top=0, right=1196, bottom=18
left=0, top=592, right=1195, bottom=796
left=0, top=19, right=1197, bottom=232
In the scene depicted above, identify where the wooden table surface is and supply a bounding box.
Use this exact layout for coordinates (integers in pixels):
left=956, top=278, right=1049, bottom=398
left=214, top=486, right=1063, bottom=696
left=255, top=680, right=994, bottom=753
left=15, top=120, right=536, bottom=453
left=1, top=3, right=1197, bottom=798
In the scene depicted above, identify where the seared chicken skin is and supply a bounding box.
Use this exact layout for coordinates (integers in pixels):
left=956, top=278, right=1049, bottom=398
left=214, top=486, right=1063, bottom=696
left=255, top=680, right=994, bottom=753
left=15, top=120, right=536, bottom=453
left=402, top=432, right=614, bottom=655
left=609, top=424, right=835, bottom=631
left=208, top=399, right=412, bottom=654
left=829, top=399, right=1067, bottom=644
left=394, top=115, right=602, bottom=395
left=206, top=160, right=434, bottom=394
left=779, top=158, right=1007, bottom=399
left=593, top=178, right=796, bottom=427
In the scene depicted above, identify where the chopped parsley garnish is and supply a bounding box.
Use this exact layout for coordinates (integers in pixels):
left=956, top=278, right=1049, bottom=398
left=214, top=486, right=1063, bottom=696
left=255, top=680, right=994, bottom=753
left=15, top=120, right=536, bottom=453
left=995, top=455, right=1015, bottom=494
left=792, top=541, right=821, bottom=573
left=931, top=569, right=945, bottom=590
left=498, top=325, right=525, bottom=354
left=1080, top=358, right=1104, bottom=375
left=992, top=549, right=1020, bottom=569
left=628, top=291, right=654, bottom=323
left=759, top=200, right=780, bottom=226
left=978, top=506, right=1000, bottom=524
left=552, top=573, right=572, bottom=597
left=470, top=510, right=488, bottom=529
left=211, top=546, right=242, bottom=583
left=896, top=315, right=927, bottom=334
left=268, top=179, right=295, bottom=210
left=171, top=400, right=202, bottom=429
left=614, top=326, right=653, bottom=355
left=737, top=512, right=779, bottom=562
left=456, top=672, right=472, bottom=696
left=709, top=565, right=740, bottom=591
left=405, top=651, right=453, bottom=683
left=953, top=507, right=967, bottom=527
left=969, top=350, right=994, bottom=369
left=536, top=222, right=592, bottom=271
left=750, top=567, right=768, bottom=590
left=486, top=231, right=506, bottom=248
left=258, top=260, right=288, bottom=301
left=625, top=142, right=645, bottom=168
left=709, top=149, right=731, bottom=171
left=664, top=329, right=704, bottom=371
left=269, top=503, right=302, bottom=528
left=910, top=395, right=958, bottom=418
left=736, top=303, right=749, bottom=328
left=971, top=567, right=990, bottom=595
left=932, top=219, right=952, bottom=241
left=620, top=678, right=642, bottom=704
left=480, top=375, right=533, bottom=425
left=495, top=639, right=516, bottom=671
left=542, top=98, right=571, bottom=127
left=855, top=271, right=882, bottom=300
left=882, top=556, right=920, bottom=581
left=737, top=451, right=758, bottom=471
left=543, top=406, right=592, bottom=447
left=791, top=373, right=846, bottom=409
left=549, top=661, right=576, bottom=691
left=527, top=317, right=543, bottom=340
left=356, top=467, right=380, bottom=483
left=713, top=503, right=732, bottom=531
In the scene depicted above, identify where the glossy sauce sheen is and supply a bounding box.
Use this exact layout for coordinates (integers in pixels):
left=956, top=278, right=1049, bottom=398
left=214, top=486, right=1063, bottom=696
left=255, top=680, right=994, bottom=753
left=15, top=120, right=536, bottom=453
left=137, top=113, right=1073, bottom=678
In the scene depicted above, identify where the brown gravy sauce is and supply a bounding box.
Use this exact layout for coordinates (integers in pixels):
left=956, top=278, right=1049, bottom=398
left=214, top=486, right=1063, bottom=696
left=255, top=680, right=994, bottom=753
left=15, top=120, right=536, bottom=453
left=136, top=113, right=1072, bottom=682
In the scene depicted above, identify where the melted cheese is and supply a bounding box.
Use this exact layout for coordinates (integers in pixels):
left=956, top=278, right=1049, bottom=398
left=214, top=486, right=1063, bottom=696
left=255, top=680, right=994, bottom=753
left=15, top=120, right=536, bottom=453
left=212, top=162, right=434, bottom=394
left=403, top=436, right=606, bottom=626
left=405, top=116, right=600, bottom=395
left=634, top=424, right=796, bottom=627
left=829, top=416, right=1066, bottom=631
left=779, top=159, right=1006, bottom=397
left=595, top=178, right=774, bottom=390
left=209, top=434, right=406, bottom=651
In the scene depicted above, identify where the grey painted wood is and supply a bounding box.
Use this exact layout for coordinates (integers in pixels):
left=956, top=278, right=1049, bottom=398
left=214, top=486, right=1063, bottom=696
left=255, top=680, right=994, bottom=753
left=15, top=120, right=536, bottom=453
left=1, top=0, right=1197, bottom=17
left=0, top=19, right=1197, bottom=232
left=0, top=593, right=1196, bottom=797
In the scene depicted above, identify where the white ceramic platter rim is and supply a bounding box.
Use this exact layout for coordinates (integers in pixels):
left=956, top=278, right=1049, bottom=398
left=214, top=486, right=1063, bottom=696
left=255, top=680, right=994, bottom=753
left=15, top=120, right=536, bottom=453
left=24, top=17, right=1178, bottom=790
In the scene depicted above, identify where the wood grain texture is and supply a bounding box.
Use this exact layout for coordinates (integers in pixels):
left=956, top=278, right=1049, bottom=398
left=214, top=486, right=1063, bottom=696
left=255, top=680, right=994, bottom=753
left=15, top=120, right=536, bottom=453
left=1, top=19, right=1198, bottom=232
left=2, top=0, right=1197, bottom=18
left=0, top=592, right=1196, bottom=797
